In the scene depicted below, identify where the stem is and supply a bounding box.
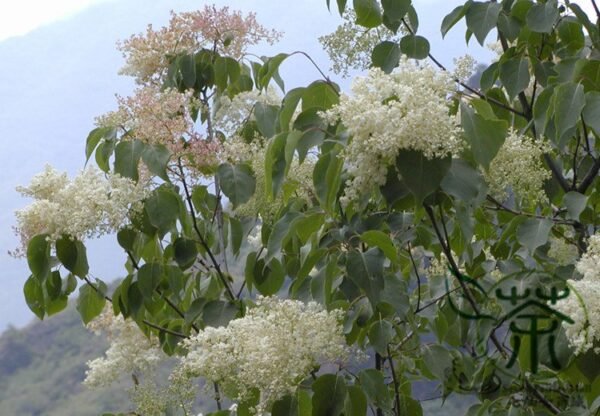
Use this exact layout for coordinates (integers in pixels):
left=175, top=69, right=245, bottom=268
left=406, top=243, right=422, bottom=313
left=375, top=353, right=384, bottom=416
left=387, top=346, right=402, bottom=416
left=178, top=161, right=236, bottom=301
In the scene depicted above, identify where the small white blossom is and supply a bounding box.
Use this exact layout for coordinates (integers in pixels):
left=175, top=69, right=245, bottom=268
left=13, top=165, right=148, bottom=256
left=483, top=129, right=550, bottom=203
left=178, top=296, right=348, bottom=414
left=322, top=61, right=462, bottom=205
left=84, top=307, right=164, bottom=387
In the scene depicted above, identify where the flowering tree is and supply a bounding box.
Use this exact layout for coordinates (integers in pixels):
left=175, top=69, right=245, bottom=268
left=13, top=0, right=600, bottom=415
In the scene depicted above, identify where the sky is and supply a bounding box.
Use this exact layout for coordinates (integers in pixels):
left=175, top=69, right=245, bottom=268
left=0, top=0, right=596, bottom=332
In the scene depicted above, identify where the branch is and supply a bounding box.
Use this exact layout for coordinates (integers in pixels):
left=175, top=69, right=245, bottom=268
left=387, top=346, right=402, bottom=416
left=406, top=242, right=422, bottom=313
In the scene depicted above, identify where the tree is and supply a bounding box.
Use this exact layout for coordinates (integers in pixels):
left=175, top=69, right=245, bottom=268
left=13, top=1, right=600, bottom=415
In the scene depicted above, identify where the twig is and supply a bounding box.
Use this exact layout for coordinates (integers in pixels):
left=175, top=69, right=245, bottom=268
left=387, top=345, right=402, bottom=416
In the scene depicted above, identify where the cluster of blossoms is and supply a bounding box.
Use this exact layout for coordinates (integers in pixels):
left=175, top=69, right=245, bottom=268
left=547, top=235, right=578, bottom=266
left=319, top=10, right=402, bottom=77
left=84, top=306, right=164, bottom=387
left=555, top=233, right=600, bottom=354
left=483, top=129, right=550, bottom=203
left=96, top=85, right=222, bottom=174
left=12, top=166, right=147, bottom=255
left=118, top=5, right=281, bottom=85
left=221, top=136, right=315, bottom=222
left=322, top=61, right=461, bottom=205
left=178, top=296, right=348, bottom=414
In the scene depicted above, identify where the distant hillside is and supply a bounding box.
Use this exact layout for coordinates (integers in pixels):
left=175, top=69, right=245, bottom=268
left=0, top=303, right=474, bottom=415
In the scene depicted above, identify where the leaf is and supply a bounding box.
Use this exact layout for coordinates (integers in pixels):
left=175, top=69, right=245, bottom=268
left=173, top=238, right=198, bottom=270
left=114, top=139, right=144, bottom=181
left=279, top=88, right=305, bottom=131
left=465, top=2, right=501, bottom=45
left=85, top=127, right=116, bottom=162
left=27, top=234, right=50, bottom=280
left=554, top=82, right=585, bottom=140
left=460, top=102, right=508, bottom=169
left=312, top=374, right=347, bottom=416
left=395, top=150, right=452, bottom=204
left=202, top=300, right=238, bottom=328
left=55, top=236, right=89, bottom=278
left=117, top=228, right=137, bottom=252
left=441, top=159, right=487, bottom=203
left=344, top=386, right=367, bottom=416
left=301, top=80, right=339, bottom=111
left=564, top=191, right=588, bottom=221
left=24, top=275, right=45, bottom=319
left=526, top=0, right=559, bottom=33
left=137, top=262, right=162, bottom=297
left=258, top=53, right=289, bottom=90
left=142, top=143, right=171, bottom=181
left=353, top=0, right=382, bottom=28
left=359, top=369, right=392, bottom=410
left=76, top=284, right=106, bottom=325
left=441, top=5, right=466, bottom=37
left=214, top=56, right=240, bottom=90
left=371, top=41, right=401, bottom=73
left=422, top=344, right=453, bottom=380
left=145, top=188, right=180, bottom=234
left=583, top=91, right=600, bottom=135
left=346, top=249, right=385, bottom=305
left=499, top=58, right=530, bottom=100
left=517, top=218, right=553, bottom=252
left=254, top=102, right=279, bottom=139
left=558, top=19, right=585, bottom=52
left=265, top=132, right=288, bottom=199
left=368, top=320, right=395, bottom=355
left=217, top=163, right=256, bottom=207
left=361, top=230, right=398, bottom=263
left=533, top=86, right=555, bottom=137
left=314, top=150, right=343, bottom=212
left=399, top=35, right=430, bottom=59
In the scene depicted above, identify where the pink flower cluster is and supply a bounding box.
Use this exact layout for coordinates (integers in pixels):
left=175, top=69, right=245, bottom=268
left=118, top=5, right=281, bottom=85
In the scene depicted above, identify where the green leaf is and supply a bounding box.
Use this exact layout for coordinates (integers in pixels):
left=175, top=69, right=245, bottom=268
left=265, top=132, right=288, bottom=198
left=178, top=53, right=196, bottom=89
left=214, top=56, right=240, bottom=90
left=217, top=163, right=256, bottom=207
left=368, top=320, right=395, bottom=355
left=266, top=211, right=301, bottom=261
left=114, top=139, right=144, bottom=181
left=312, top=374, right=347, bottom=416
left=465, top=2, right=501, bottom=45
left=202, top=300, right=238, bottom=328
left=24, top=275, right=45, bottom=319
left=145, top=188, right=180, bottom=234
left=86, top=127, right=116, bottom=162
left=346, top=249, right=385, bottom=305
left=381, top=0, right=410, bottom=22
left=27, top=234, right=50, bottom=280
left=353, top=0, right=382, bottom=28
left=371, top=41, right=401, bottom=73
left=258, top=53, right=289, bottom=90
left=533, top=86, right=555, bottom=137
left=399, top=35, right=430, bottom=59
left=422, top=344, right=453, bottom=380
left=554, top=82, right=585, bottom=140
left=558, top=19, right=585, bottom=52
left=526, top=0, right=559, bottom=33
left=441, top=159, right=487, bottom=202
left=254, top=103, right=279, bottom=138
left=302, top=80, right=339, bottom=111
left=76, top=284, right=106, bottom=325
left=117, top=228, right=137, bottom=252
left=583, top=91, right=600, bottom=135
left=344, top=386, right=367, bottom=416
left=441, top=5, right=466, bottom=38
left=395, top=150, right=451, bottom=204
left=314, top=150, right=343, bottom=212
left=564, top=191, right=588, bottom=221
left=361, top=230, right=398, bottom=263
left=173, top=238, right=198, bottom=270
left=142, top=143, right=171, bottom=181
left=460, top=102, right=508, bottom=169
left=55, top=236, right=89, bottom=278
left=95, top=138, right=115, bottom=172
left=517, top=218, right=553, bottom=252
left=499, top=58, right=530, bottom=100
left=279, top=88, right=305, bottom=131
left=359, top=369, right=391, bottom=410
left=137, top=262, right=162, bottom=297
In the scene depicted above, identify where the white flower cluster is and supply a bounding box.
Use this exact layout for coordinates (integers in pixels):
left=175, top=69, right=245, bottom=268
left=483, top=129, right=550, bottom=203
left=322, top=62, right=461, bottom=205
left=555, top=234, right=600, bottom=354
left=13, top=165, right=148, bottom=255
left=179, top=296, right=348, bottom=414
left=84, top=306, right=164, bottom=387
left=319, top=10, right=402, bottom=77
left=547, top=236, right=578, bottom=266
